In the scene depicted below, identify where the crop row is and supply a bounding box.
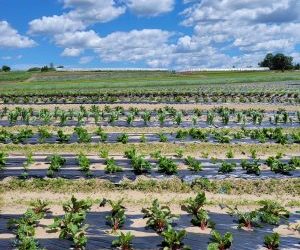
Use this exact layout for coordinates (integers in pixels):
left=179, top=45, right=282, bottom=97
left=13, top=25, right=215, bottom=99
left=1, top=150, right=299, bottom=178
left=0, top=91, right=299, bottom=104
left=0, top=127, right=299, bottom=145
left=1, top=106, right=299, bottom=127
left=6, top=194, right=293, bottom=250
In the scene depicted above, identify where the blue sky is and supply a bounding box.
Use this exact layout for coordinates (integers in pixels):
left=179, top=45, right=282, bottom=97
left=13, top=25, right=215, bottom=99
left=0, top=0, right=300, bottom=70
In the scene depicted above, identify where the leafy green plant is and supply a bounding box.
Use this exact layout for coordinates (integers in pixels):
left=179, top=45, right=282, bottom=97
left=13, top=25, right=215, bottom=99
left=257, top=200, right=289, bottom=225
left=117, top=133, right=129, bottom=144
left=176, top=130, right=189, bottom=140
left=112, top=232, right=134, bottom=250
left=46, top=155, right=66, bottom=177
left=101, top=199, right=126, bottom=232
left=191, top=209, right=215, bottom=230
left=57, top=130, right=71, bottom=143
left=0, top=151, right=8, bottom=171
left=131, top=155, right=152, bottom=174
left=124, top=147, right=137, bottom=160
left=227, top=206, right=261, bottom=229
left=30, top=199, right=50, bottom=218
left=218, top=162, right=236, bottom=174
left=181, top=192, right=206, bottom=216
left=289, top=157, right=300, bottom=168
left=175, top=149, right=184, bottom=158
left=38, top=127, right=52, bottom=143
left=161, top=226, right=191, bottom=250
left=63, top=195, right=92, bottom=213
left=99, top=149, right=109, bottom=159
left=150, top=150, right=162, bottom=159
left=49, top=196, right=91, bottom=249
left=23, top=152, right=34, bottom=170
left=142, top=199, right=177, bottom=233
left=105, top=158, right=123, bottom=174
left=266, top=156, right=296, bottom=175
left=158, top=132, right=168, bottom=142
left=185, top=156, right=202, bottom=172
left=96, top=127, right=108, bottom=142
left=264, top=233, right=280, bottom=250
left=241, top=159, right=261, bottom=175
left=158, top=156, right=178, bottom=175
left=226, top=149, right=234, bottom=159
left=74, top=127, right=91, bottom=143
left=8, top=205, right=47, bottom=250
left=77, top=153, right=92, bottom=176
left=207, top=230, right=233, bottom=250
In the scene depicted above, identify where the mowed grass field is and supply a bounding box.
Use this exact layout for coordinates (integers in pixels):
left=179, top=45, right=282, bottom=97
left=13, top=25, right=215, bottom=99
left=1, top=70, right=300, bottom=92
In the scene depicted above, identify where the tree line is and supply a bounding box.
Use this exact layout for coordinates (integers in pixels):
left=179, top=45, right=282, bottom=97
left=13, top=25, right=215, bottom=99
left=259, top=53, right=300, bottom=71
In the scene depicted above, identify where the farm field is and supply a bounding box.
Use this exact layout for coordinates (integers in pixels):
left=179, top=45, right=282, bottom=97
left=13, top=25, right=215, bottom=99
left=0, top=71, right=299, bottom=250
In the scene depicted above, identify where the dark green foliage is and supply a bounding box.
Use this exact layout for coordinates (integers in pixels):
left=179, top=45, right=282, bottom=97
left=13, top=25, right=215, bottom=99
left=77, top=153, right=92, bottom=176
left=264, top=233, right=280, bottom=250
left=49, top=196, right=91, bottom=250
left=105, top=158, right=123, bottom=174
left=259, top=53, right=293, bottom=71
left=218, top=162, right=236, bottom=174
left=46, top=155, right=66, bottom=177
left=112, top=232, right=134, bottom=250
left=57, top=130, right=71, bottom=143
left=117, top=133, right=129, bottom=144
left=241, top=159, right=261, bottom=175
left=207, top=230, right=233, bottom=250
left=266, top=156, right=296, bottom=175
left=74, top=127, right=91, bottom=143
left=161, top=226, right=191, bottom=250
left=101, top=199, right=126, bottom=232
left=142, top=199, right=177, bottom=233
left=191, top=209, right=215, bottom=230
left=257, top=200, right=289, bottom=225
left=185, top=156, right=202, bottom=172
left=181, top=192, right=206, bottom=216
left=158, top=156, right=178, bottom=175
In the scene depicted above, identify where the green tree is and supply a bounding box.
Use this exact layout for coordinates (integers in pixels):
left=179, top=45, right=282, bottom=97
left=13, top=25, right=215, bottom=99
left=1, top=65, right=11, bottom=72
left=259, top=53, right=293, bottom=71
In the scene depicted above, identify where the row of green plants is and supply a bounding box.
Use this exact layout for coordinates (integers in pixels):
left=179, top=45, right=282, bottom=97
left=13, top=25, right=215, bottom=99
left=1, top=106, right=299, bottom=126
left=8, top=195, right=285, bottom=250
left=0, top=127, right=299, bottom=145
left=1, top=90, right=298, bottom=104
left=1, top=150, right=299, bottom=177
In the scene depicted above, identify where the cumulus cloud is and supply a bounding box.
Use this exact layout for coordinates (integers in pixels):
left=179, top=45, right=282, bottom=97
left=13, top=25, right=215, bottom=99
left=61, top=48, right=83, bottom=57
left=24, top=0, right=300, bottom=68
left=170, top=0, right=300, bottom=68
left=54, top=30, right=102, bottom=48
left=93, top=29, right=172, bottom=65
left=127, top=0, right=175, bottom=16
left=29, top=15, right=85, bottom=34
left=0, top=21, right=36, bottom=48
left=29, top=0, right=125, bottom=35
left=79, top=56, right=94, bottom=64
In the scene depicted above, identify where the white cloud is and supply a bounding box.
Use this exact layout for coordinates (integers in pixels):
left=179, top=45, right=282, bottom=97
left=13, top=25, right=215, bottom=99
left=79, top=56, right=94, bottom=64
left=0, top=21, right=36, bottom=48
left=54, top=30, right=102, bottom=48
left=127, top=0, right=175, bottom=16
left=93, top=29, right=172, bottom=65
left=61, top=48, right=83, bottom=57
left=174, top=0, right=300, bottom=68
left=29, top=15, right=85, bottom=34
left=24, top=0, right=300, bottom=68
left=29, top=0, right=125, bottom=35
